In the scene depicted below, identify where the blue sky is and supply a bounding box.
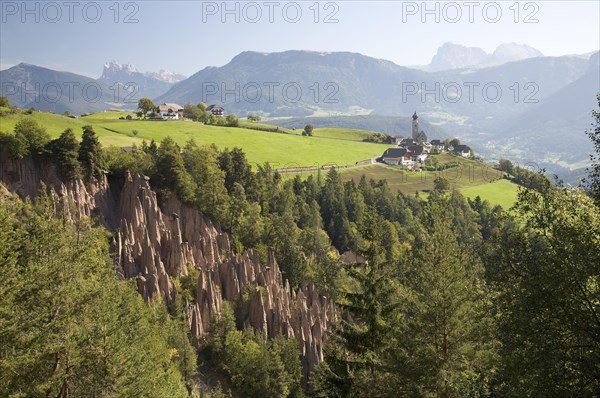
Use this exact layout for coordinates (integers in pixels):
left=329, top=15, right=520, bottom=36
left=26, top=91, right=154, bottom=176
left=1, top=1, right=599, bottom=77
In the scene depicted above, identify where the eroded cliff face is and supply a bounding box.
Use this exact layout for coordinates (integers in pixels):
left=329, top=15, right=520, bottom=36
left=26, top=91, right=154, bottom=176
left=113, top=173, right=333, bottom=373
left=0, top=152, right=333, bottom=375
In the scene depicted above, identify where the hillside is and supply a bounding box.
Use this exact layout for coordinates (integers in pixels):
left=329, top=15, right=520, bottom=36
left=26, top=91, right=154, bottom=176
left=0, top=63, right=135, bottom=115
left=274, top=114, right=448, bottom=138
left=0, top=109, right=387, bottom=167
left=0, top=108, right=524, bottom=208
left=2, top=98, right=597, bottom=396
left=336, top=153, right=521, bottom=208
left=2, top=50, right=597, bottom=179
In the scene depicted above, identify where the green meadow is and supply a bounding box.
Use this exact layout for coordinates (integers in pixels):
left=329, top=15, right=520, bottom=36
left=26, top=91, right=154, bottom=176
left=0, top=110, right=387, bottom=168
left=458, top=179, right=521, bottom=210
left=0, top=109, right=522, bottom=208
left=337, top=154, right=521, bottom=209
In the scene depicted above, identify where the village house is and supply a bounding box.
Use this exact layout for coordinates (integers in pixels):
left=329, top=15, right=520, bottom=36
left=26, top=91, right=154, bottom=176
left=453, top=144, right=471, bottom=157
left=206, top=104, right=225, bottom=118
left=156, top=103, right=183, bottom=120
left=408, top=145, right=429, bottom=162
left=381, top=147, right=413, bottom=166
left=429, top=139, right=445, bottom=151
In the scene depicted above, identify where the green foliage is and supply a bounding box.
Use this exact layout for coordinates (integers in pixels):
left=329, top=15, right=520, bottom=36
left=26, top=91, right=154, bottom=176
left=183, top=140, right=229, bottom=223
left=402, top=194, right=498, bottom=397
left=433, top=176, right=450, bottom=192
left=487, top=183, right=600, bottom=395
left=0, top=95, right=9, bottom=107
left=247, top=113, right=261, bottom=122
left=312, top=209, right=403, bottom=397
left=103, top=145, right=154, bottom=178
left=138, top=97, right=156, bottom=117
left=497, top=159, right=515, bottom=175
left=151, top=137, right=196, bottom=205
left=0, top=191, right=195, bottom=397
left=78, top=125, right=105, bottom=179
left=183, top=102, right=203, bottom=121
left=47, top=128, right=82, bottom=179
left=319, top=168, right=355, bottom=252
left=585, top=93, right=600, bottom=205
left=207, top=303, right=303, bottom=398
left=225, top=113, right=239, bottom=127
left=303, top=124, right=314, bottom=136
left=362, top=132, right=391, bottom=143
left=179, top=266, right=200, bottom=303
left=450, top=138, right=461, bottom=147
left=12, top=118, right=51, bottom=158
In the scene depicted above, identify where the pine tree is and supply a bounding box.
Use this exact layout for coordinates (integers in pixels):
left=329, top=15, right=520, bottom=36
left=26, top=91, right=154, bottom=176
left=47, top=128, right=82, bottom=179
left=402, top=193, right=498, bottom=397
left=585, top=94, right=600, bottom=205
left=78, top=125, right=105, bottom=179
left=312, top=209, right=403, bottom=397
left=0, top=191, right=195, bottom=397
left=489, top=183, right=600, bottom=395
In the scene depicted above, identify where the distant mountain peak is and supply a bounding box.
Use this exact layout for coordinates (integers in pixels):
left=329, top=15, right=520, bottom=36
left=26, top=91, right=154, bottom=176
left=429, top=43, right=488, bottom=71
left=100, top=60, right=186, bottom=83
left=103, top=60, right=138, bottom=75
left=426, top=42, right=543, bottom=72
left=491, top=43, right=543, bottom=63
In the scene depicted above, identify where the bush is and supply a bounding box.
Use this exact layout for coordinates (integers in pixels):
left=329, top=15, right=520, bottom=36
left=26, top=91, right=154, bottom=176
left=13, top=118, right=51, bottom=158
left=225, top=114, right=239, bottom=127
left=303, top=124, right=314, bottom=136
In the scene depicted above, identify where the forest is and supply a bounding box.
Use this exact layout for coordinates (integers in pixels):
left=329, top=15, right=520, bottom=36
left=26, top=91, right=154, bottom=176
left=0, top=95, right=599, bottom=397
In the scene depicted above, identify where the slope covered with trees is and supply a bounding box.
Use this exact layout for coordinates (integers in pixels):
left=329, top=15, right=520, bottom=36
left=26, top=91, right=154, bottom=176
left=0, top=95, right=599, bottom=396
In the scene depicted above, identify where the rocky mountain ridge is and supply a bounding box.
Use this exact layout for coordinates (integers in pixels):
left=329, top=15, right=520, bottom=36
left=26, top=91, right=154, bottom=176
left=426, top=42, right=544, bottom=71
left=0, top=149, right=333, bottom=376
left=99, top=60, right=187, bottom=101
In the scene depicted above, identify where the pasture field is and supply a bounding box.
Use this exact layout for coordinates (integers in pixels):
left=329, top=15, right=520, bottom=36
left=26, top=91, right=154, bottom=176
left=459, top=179, right=521, bottom=210
left=0, top=109, right=521, bottom=208
left=0, top=110, right=387, bottom=167
left=337, top=154, right=520, bottom=208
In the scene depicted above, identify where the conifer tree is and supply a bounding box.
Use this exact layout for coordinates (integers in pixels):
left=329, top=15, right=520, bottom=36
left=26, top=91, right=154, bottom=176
left=78, top=125, right=105, bottom=179
left=403, top=193, right=498, bottom=397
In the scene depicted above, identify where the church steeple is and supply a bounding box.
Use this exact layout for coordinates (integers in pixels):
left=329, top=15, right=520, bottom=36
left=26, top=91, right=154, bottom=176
left=412, top=111, right=419, bottom=139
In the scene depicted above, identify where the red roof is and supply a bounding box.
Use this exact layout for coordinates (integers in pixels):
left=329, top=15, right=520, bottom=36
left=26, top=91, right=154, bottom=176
left=157, top=103, right=183, bottom=112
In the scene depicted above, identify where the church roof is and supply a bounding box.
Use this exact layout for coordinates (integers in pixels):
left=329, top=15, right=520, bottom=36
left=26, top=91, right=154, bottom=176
left=412, top=111, right=418, bottom=120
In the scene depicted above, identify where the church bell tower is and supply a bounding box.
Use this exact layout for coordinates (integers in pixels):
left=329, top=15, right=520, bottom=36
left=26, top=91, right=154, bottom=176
left=412, top=111, right=419, bottom=139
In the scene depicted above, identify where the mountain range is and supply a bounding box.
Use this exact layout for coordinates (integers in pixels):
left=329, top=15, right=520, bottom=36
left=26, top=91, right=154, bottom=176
left=422, top=42, right=544, bottom=72
left=98, top=60, right=186, bottom=100
left=1, top=44, right=598, bottom=174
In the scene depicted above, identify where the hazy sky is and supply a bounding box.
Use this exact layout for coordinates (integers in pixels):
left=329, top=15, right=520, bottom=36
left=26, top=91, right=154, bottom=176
left=1, top=0, right=599, bottom=77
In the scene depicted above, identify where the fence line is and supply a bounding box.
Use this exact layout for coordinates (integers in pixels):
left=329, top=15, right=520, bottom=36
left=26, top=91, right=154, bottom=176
left=275, top=158, right=375, bottom=174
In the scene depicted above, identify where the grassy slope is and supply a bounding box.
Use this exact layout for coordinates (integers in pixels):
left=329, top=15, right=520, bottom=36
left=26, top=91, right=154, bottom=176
left=338, top=153, right=520, bottom=209
left=0, top=109, right=521, bottom=208
left=0, top=110, right=387, bottom=167
left=312, top=127, right=375, bottom=142
left=459, top=179, right=521, bottom=210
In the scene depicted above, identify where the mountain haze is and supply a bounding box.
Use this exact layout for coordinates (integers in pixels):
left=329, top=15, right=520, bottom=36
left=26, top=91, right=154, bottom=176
left=424, top=42, right=544, bottom=71
left=1, top=47, right=597, bottom=171
left=98, top=60, right=186, bottom=100
left=0, top=63, right=136, bottom=115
